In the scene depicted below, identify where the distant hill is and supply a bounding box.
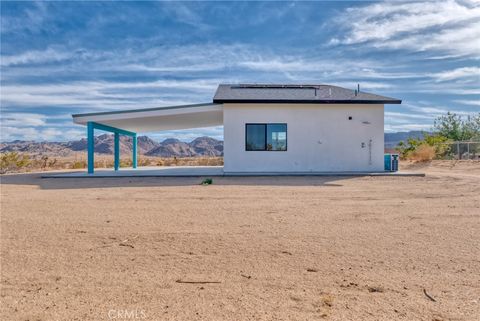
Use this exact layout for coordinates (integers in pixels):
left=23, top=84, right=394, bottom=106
left=0, top=134, right=224, bottom=157
left=384, top=131, right=428, bottom=148
left=1, top=131, right=426, bottom=157
left=145, top=138, right=196, bottom=157
left=65, top=134, right=160, bottom=155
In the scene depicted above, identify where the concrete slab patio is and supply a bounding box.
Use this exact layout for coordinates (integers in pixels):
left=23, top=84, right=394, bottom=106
left=41, top=166, right=425, bottom=178
left=42, top=166, right=224, bottom=178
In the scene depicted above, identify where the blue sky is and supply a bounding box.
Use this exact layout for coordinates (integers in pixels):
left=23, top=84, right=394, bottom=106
left=1, top=0, right=479, bottom=142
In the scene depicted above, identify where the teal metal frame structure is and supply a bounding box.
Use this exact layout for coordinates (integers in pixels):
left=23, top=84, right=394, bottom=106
left=87, top=122, right=137, bottom=174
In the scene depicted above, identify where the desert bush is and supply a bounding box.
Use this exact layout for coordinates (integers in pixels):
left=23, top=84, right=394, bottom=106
left=100, top=160, right=114, bottom=168
left=72, top=160, right=86, bottom=169
left=396, top=137, right=424, bottom=159
left=201, top=178, right=213, bottom=185
left=48, top=158, right=58, bottom=168
left=396, top=134, right=451, bottom=160
left=137, top=158, right=152, bottom=166
left=0, top=152, right=31, bottom=174
left=409, top=144, right=436, bottom=162
left=423, top=134, right=451, bottom=157
left=120, top=159, right=132, bottom=167
left=146, top=156, right=223, bottom=167
left=40, top=155, right=49, bottom=170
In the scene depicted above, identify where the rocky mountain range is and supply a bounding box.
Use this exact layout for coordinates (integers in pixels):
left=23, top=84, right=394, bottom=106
left=0, top=134, right=224, bottom=157
left=1, top=131, right=427, bottom=157
left=383, top=131, right=427, bottom=148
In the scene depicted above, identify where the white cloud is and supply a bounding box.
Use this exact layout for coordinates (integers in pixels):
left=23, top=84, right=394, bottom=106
left=383, top=102, right=479, bottom=133
left=0, top=2, right=50, bottom=35
left=331, top=0, right=480, bottom=57
left=238, top=59, right=311, bottom=72
left=0, top=79, right=221, bottom=110
left=0, top=126, right=83, bottom=142
left=0, top=112, right=84, bottom=142
left=431, top=67, right=480, bottom=82
left=1, top=48, right=73, bottom=67
left=0, top=113, right=47, bottom=126
left=236, top=57, right=390, bottom=76
left=453, top=99, right=480, bottom=106
left=1, top=43, right=253, bottom=70
left=331, top=81, right=393, bottom=91
left=161, top=3, right=211, bottom=30
left=402, top=87, right=480, bottom=95
left=1, top=43, right=406, bottom=82
left=385, top=111, right=435, bottom=121
left=404, top=103, right=478, bottom=117
left=384, top=123, right=433, bottom=132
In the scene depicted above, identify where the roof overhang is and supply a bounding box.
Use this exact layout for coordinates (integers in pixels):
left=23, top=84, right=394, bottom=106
left=214, top=99, right=402, bottom=104
left=72, top=103, right=223, bottom=133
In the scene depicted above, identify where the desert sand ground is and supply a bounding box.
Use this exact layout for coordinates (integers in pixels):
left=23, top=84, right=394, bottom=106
left=1, top=161, right=479, bottom=321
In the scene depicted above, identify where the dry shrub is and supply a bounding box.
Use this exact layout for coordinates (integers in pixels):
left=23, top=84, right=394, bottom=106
left=72, top=161, right=86, bottom=169
left=178, top=157, right=223, bottom=166
left=120, top=159, right=132, bottom=167
left=137, top=158, right=152, bottom=166
left=153, top=156, right=223, bottom=166
left=0, top=152, right=30, bottom=173
left=410, top=144, right=436, bottom=162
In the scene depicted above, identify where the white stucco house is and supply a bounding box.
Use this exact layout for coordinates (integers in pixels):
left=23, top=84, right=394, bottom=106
left=72, top=84, right=401, bottom=174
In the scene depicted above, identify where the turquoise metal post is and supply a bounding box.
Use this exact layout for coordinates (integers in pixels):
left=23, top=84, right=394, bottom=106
left=114, top=132, right=120, bottom=171
left=87, top=122, right=135, bottom=172
left=132, top=134, right=137, bottom=169
left=87, top=122, right=94, bottom=174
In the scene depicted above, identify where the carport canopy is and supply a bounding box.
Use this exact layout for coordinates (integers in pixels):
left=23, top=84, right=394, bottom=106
left=72, top=103, right=223, bottom=173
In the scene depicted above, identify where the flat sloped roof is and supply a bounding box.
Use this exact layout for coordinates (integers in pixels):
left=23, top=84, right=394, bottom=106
left=213, top=84, right=401, bottom=104
left=72, top=103, right=223, bottom=132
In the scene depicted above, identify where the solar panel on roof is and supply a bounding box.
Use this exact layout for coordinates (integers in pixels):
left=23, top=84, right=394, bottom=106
left=213, top=83, right=402, bottom=104
left=232, top=84, right=320, bottom=89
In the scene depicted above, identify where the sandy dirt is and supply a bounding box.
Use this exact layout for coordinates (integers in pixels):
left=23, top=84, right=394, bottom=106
left=1, top=160, right=479, bottom=321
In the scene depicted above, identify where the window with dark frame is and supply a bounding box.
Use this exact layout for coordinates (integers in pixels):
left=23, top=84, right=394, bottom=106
left=245, top=123, right=287, bottom=151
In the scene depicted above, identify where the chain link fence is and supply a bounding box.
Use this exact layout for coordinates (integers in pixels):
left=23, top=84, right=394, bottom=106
left=435, top=141, right=480, bottom=160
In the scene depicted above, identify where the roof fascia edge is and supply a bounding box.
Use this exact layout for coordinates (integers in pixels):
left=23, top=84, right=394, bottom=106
left=214, top=99, right=402, bottom=104
left=72, top=102, right=222, bottom=118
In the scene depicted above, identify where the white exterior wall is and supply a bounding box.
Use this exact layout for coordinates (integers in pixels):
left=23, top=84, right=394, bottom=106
left=223, top=103, right=385, bottom=173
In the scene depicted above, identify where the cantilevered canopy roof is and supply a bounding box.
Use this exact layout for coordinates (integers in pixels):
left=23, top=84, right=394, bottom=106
left=73, top=103, right=223, bottom=132
left=213, top=84, right=402, bottom=104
